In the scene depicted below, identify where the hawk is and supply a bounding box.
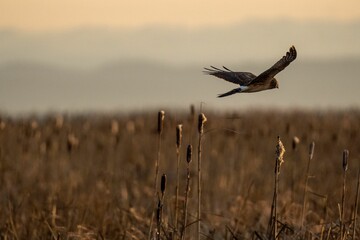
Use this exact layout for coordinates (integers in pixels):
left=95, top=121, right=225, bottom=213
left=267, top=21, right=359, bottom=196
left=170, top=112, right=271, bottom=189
left=204, top=46, right=297, bottom=97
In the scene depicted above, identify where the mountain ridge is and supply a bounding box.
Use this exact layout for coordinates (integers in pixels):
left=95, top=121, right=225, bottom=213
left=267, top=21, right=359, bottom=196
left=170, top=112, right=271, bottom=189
left=1, top=20, right=359, bottom=68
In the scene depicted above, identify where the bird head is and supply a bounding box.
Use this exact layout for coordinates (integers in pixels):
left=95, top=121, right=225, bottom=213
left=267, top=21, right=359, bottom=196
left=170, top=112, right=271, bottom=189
left=270, top=79, right=279, bottom=89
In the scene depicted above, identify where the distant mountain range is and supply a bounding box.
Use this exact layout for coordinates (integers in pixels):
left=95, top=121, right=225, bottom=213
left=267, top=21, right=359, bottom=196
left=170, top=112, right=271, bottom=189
left=1, top=20, right=360, bottom=68
left=1, top=20, right=360, bottom=115
left=1, top=58, right=359, bottom=115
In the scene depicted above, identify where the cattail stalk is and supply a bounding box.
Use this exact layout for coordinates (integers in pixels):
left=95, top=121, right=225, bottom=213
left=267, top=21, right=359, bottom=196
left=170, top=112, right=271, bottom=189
left=197, top=113, right=207, bottom=240
left=268, top=137, right=285, bottom=240
left=175, top=124, right=183, bottom=237
left=156, top=174, right=166, bottom=240
left=352, top=166, right=360, bottom=240
left=149, top=110, right=165, bottom=239
left=340, top=149, right=349, bottom=239
left=156, top=199, right=162, bottom=240
left=155, top=110, right=165, bottom=190
left=161, top=173, right=167, bottom=200
left=290, top=136, right=300, bottom=202
left=182, top=145, right=193, bottom=240
left=301, top=141, right=315, bottom=230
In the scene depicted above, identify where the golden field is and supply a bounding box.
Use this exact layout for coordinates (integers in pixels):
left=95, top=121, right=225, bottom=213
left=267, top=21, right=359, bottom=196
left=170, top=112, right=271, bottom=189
left=0, top=108, right=360, bottom=239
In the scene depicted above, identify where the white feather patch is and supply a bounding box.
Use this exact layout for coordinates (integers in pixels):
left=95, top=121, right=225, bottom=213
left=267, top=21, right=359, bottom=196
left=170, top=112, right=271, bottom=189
left=240, top=86, right=249, bottom=91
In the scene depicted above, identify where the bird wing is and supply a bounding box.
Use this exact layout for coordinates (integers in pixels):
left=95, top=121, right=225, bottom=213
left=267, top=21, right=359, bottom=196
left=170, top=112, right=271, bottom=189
left=251, top=46, right=297, bottom=84
left=204, top=66, right=257, bottom=86
left=217, top=88, right=241, bottom=98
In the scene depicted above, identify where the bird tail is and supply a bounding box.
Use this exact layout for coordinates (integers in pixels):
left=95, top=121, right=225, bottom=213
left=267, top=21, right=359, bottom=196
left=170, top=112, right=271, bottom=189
left=217, top=88, right=241, bottom=98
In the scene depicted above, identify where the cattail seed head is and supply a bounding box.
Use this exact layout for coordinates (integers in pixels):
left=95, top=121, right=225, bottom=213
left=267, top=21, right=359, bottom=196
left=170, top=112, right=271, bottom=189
left=111, top=119, right=119, bottom=135
left=161, top=174, right=167, bottom=195
left=198, top=113, right=207, bottom=134
left=67, top=133, right=79, bottom=153
left=176, top=124, right=183, bottom=149
left=157, top=110, right=165, bottom=134
left=292, top=136, right=300, bottom=151
left=54, top=115, right=64, bottom=129
left=0, top=120, right=6, bottom=130
left=31, top=120, right=38, bottom=130
left=343, top=149, right=349, bottom=172
left=186, top=145, right=192, bottom=164
left=309, top=141, right=315, bottom=160
left=276, top=136, right=286, bottom=172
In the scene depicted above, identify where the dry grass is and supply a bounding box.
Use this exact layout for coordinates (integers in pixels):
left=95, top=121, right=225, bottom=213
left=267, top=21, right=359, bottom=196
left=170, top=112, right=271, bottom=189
left=0, top=109, right=360, bottom=239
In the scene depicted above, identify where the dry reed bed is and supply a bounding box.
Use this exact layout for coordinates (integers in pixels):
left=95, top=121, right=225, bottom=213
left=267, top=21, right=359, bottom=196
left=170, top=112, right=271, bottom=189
left=0, top=109, right=359, bottom=239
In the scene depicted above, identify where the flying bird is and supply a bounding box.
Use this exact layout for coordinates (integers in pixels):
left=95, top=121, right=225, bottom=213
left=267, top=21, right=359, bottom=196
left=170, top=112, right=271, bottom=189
left=204, top=46, right=297, bottom=97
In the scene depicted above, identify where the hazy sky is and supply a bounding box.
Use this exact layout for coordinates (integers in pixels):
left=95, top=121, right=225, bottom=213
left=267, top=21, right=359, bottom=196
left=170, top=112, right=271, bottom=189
left=1, top=0, right=360, bottom=31
left=1, top=0, right=360, bottom=114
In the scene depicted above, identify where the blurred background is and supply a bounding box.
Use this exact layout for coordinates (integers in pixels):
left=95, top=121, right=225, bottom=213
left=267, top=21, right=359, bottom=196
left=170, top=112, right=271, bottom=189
left=0, top=0, right=360, bottom=115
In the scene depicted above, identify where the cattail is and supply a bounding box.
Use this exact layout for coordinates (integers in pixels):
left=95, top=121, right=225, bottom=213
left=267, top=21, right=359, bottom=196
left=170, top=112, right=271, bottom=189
left=158, top=110, right=165, bottom=134
left=111, top=119, right=119, bottom=135
left=55, top=115, right=64, bottom=130
left=67, top=133, right=79, bottom=154
left=353, top=167, right=360, bottom=240
left=186, top=145, right=192, bottom=164
left=309, top=142, right=315, bottom=160
left=31, top=120, right=38, bottom=130
left=292, top=136, right=300, bottom=151
left=176, top=124, right=183, bottom=149
left=198, top=113, right=207, bottom=134
left=126, top=120, right=136, bottom=134
left=161, top=174, right=167, bottom=197
left=343, top=149, right=349, bottom=172
left=182, top=144, right=193, bottom=240
left=175, top=124, right=183, bottom=235
left=196, top=113, right=206, bottom=240
left=156, top=198, right=163, bottom=240
left=155, top=174, right=167, bottom=240
left=0, top=118, right=6, bottom=130
left=341, top=149, right=349, bottom=238
left=275, top=136, right=286, bottom=172
left=149, top=110, right=165, bottom=239
left=269, top=136, right=285, bottom=239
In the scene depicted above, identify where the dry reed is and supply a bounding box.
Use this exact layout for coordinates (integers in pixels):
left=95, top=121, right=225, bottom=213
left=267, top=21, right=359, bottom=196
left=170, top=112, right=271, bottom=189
left=182, top=144, right=193, bottom=240
left=175, top=124, right=183, bottom=237
left=149, top=110, right=165, bottom=239
left=1, top=110, right=360, bottom=239
left=301, top=141, right=315, bottom=230
left=197, top=113, right=207, bottom=240
left=268, top=136, right=285, bottom=240
left=352, top=166, right=360, bottom=240
left=340, top=149, right=349, bottom=239
left=156, top=174, right=167, bottom=240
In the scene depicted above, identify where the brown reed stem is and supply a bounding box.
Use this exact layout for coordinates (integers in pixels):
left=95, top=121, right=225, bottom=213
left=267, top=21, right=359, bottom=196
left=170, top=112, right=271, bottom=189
left=352, top=166, right=360, bottom=240
left=197, top=113, right=207, bottom=240
left=182, top=144, right=192, bottom=240
left=341, top=149, right=349, bottom=239
left=273, top=156, right=279, bottom=240
left=270, top=137, right=285, bottom=240
left=155, top=111, right=165, bottom=191
left=156, top=198, right=163, bottom=240
left=175, top=124, right=183, bottom=237
left=156, top=174, right=167, bottom=240
left=301, top=141, right=315, bottom=230
left=149, top=110, right=165, bottom=240
left=268, top=188, right=276, bottom=238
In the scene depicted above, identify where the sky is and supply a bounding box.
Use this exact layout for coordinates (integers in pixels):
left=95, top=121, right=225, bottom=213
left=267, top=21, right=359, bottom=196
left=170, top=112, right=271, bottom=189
left=1, top=1, right=360, bottom=115
left=1, top=0, right=360, bottom=31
